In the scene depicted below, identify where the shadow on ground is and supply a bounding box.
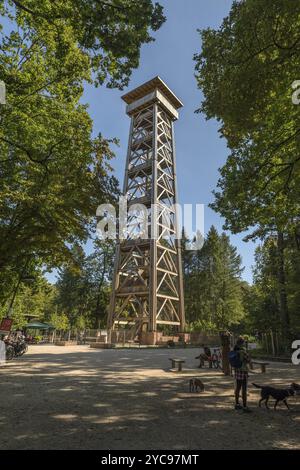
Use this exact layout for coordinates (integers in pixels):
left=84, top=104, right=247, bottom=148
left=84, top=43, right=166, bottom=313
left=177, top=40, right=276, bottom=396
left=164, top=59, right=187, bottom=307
left=0, top=346, right=299, bottom=450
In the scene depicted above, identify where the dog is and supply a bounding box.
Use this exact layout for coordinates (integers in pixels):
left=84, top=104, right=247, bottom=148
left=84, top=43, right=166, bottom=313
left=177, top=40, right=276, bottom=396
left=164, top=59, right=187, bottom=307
left=189, top=378, right=204, bottom=393
left=291, top=382, right=300, bottom=395
left=252, top=382, right=298, bottom=410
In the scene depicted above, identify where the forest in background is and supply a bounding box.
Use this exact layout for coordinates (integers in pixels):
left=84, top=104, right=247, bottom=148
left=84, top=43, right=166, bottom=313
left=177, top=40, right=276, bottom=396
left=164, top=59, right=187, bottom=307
left=2, top=223, right=300, bottom=353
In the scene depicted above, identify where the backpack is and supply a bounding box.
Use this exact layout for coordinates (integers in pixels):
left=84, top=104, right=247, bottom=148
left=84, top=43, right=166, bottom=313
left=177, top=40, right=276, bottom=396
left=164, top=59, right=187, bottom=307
left=228, top=350, right=242, bottom=369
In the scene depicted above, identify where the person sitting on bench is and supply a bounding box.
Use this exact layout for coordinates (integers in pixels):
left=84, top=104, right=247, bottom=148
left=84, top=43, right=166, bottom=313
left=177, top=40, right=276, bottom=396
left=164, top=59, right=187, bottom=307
left=195, top=346, right=213, bottom=368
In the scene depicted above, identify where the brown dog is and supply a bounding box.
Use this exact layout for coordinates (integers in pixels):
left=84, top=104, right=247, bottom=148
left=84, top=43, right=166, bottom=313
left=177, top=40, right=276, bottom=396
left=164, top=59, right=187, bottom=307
left=189, top=378, right=204, bottom=393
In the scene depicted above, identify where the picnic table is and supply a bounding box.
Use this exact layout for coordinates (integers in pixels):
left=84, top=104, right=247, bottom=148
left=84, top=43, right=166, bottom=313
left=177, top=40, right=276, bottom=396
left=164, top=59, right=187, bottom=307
left=169, top=357, right=185, bottom=372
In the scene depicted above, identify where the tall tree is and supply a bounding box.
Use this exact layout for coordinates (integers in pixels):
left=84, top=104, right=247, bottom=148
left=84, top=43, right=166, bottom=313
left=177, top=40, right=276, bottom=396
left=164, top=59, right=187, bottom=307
left=1, top=0, right=165, bottom=89
left=194, top=0, right=300, bottom=343
left=55, top=244, right=89, bottom=327
left=0, top=0, right=164, bottom=304
left=252, top=238, right=282, bottom=333
left=55, top=240, right=114, bottom=328
left=194, top=0, right=300, bottom=237
left=0, top=271, right=56, bottom=328
left=250, top=233, right=300, bottom=344
left=84, top=239, right=115, bottom=327
left=184, top=226, right=245, bottom=331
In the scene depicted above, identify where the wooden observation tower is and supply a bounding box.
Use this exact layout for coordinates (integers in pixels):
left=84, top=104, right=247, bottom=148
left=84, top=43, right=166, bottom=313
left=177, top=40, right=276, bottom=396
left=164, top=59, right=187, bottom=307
left=107, top=77, right=185, bottom=344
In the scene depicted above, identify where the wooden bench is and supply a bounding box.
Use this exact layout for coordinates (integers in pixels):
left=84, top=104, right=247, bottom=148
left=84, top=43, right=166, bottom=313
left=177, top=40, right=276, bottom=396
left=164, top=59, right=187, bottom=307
left=250, top=360, right=269, bottom=373
left=169, top=358, right=185, bottom=372
left=196, top=356, right=213, bottom=369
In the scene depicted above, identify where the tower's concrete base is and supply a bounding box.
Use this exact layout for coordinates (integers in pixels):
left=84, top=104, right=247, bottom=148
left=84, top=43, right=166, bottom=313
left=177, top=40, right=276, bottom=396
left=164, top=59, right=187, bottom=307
left=140, top=331, right=190, bottom=346
left=90, top=343, right=115, bottom=349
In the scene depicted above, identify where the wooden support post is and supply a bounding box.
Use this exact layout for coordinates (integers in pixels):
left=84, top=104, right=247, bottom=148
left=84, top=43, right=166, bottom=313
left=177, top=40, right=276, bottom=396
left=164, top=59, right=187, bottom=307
left=149, top=103, right=158, bottom=333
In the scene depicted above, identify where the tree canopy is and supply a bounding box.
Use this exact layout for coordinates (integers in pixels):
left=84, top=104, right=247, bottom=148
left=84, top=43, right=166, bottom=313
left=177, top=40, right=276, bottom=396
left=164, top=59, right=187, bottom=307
left=1, top=1, right=165, bottom=89
left=194, top=0, right=300, bottom=236
left=0, top=0, right=164, bottom=306
left=183, top=226, right=245, bottom=331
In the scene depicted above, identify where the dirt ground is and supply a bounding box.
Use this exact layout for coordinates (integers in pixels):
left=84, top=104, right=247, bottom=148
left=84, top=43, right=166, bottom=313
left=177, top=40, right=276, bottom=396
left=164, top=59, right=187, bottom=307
left=0, top=344, right=300, bottom=450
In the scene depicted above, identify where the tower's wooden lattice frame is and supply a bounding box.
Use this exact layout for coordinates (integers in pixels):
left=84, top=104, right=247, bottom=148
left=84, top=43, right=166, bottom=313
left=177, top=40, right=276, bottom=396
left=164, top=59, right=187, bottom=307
left=108, top=77, right=185, bottom=340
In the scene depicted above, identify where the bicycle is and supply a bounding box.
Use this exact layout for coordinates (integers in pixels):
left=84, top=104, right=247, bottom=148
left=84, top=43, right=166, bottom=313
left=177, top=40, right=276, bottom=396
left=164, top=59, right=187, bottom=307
left=5, top=340, right=15, bottom=361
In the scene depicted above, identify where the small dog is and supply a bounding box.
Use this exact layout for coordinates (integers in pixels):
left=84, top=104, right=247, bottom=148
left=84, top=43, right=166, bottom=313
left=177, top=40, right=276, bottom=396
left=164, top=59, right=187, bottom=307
left=252, top=382, right=298, bottom=410
left=189, top=378, right=204, bottom=393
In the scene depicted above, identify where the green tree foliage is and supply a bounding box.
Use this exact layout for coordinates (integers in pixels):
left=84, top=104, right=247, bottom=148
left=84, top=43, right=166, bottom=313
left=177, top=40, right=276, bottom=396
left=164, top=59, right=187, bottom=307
left=54, top=240, right=114, bottom=328
left=250, top=234, right=300, bottom=340
left=0, top=0, right=164, bottom=304
left=0, top=273, right=56, bottom=328
left=54, top=244, right=89, bottom=327
left=83, top=239, right=115, bottom=327
left=183, top=226, right=245, bottom=331
left=194, top=0, right=300, bottom=236
left=286, top=241, right=300, bottom=332
left=1, top=0, right=165, bottom=89
left=50, top=311, right=69, bottom=332
left=0, top=238, right=115, bottom=330
left=194, top=0, right=300, bottom=345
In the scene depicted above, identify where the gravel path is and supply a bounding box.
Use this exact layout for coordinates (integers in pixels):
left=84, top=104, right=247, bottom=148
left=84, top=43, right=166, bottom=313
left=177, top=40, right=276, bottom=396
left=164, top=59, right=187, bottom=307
left=0, top=344, right=299, bottom=450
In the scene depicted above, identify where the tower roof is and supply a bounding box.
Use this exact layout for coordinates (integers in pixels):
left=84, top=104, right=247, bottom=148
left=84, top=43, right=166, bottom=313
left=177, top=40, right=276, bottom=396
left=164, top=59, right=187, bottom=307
left=121, top=76, right=183, bottom=110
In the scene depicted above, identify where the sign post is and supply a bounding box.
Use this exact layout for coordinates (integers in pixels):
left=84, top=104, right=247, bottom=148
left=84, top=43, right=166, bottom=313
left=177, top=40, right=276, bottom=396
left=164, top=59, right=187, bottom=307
left=0, top=317, right=13, bottom=333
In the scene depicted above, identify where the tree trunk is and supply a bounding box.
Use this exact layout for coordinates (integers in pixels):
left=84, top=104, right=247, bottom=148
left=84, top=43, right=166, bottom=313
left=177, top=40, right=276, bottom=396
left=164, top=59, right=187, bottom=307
left=95, top=253, right=107, bottom=326
left=220, top=331, right=231, bottom=376
left=270, top=330, right=275, bottom=356
left=277, top=231, right=290, bottom=348
left=275, top=331, right=279, bottom=355
left=265, top=333, right=269, bottom=353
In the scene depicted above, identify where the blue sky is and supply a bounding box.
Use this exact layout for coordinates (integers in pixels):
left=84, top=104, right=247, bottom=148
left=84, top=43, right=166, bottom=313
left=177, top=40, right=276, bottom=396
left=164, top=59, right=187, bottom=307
left=81, top=0, right=257, bottom=284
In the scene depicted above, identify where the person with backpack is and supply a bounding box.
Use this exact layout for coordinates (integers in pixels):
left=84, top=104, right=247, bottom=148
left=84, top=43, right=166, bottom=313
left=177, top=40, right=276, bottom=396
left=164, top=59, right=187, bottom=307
left=229, top=337, right=251, bottom=413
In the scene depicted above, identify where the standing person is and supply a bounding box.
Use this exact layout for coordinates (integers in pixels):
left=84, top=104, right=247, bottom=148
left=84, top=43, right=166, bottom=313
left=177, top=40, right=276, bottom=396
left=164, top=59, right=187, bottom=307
left=212, top=348, right=220, bottom=369
left=233, top=337, right=251, bottom=413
